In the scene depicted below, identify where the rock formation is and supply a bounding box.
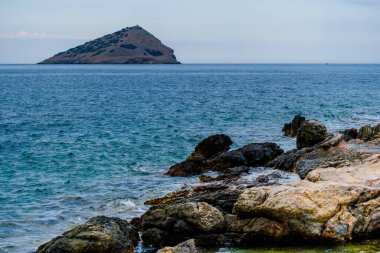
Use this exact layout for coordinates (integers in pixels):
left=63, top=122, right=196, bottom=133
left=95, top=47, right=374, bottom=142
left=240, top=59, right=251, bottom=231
left=39, top=26, right=180, bottom=64
left=36, top=117, right=380, bottom=252
left=36, top=216, right=139, bottom=253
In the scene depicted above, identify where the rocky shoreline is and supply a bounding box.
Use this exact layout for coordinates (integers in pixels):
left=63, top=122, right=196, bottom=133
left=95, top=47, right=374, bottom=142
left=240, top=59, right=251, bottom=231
left=36, top=116, right=380, bottom=253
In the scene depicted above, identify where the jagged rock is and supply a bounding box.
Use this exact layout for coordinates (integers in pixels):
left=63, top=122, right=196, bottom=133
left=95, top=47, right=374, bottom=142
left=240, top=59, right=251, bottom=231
left=267, top=148, right=312, bottom=172
left=141, top=202, right=225, bottom=247
left=36, top=216, right=139, bottom=253
left=166, top=137, right=282, bottom=176
left=157, top=239, right=198, bottom=253
left=233, top=181, right=380, bottom=242
left=342, top=128, right=358, bottom=141
left=192, top=134, right=232, bottom=159
left=358, top=125, right=374, bottom=141
left=39, top=26, right=180, bottom=64
left=282, top=115, right=305, bottom=137
left=166, top=134, right=232, bottom=176
left=296, top=120, right=328, bottom=149
left=373, top=123, right=380, bottom=139
left=206, top=143, right=284, bottom=171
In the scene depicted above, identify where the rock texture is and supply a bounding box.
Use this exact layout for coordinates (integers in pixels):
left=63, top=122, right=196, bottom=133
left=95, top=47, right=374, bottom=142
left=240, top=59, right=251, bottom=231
left=36, top=216, right=139, bottom=253
left=157, top=239, right=198, bottom=253
left=139, top=119, right=380, bottom=248
left=282, top=115, right=305, bottom=137
left=39, top=26, right=180, bottom=64
left=36, top=117, right=380, bottom=252
left=166, top=134, right=283, bottom=177
left=296, top=119, right=328, bottom=149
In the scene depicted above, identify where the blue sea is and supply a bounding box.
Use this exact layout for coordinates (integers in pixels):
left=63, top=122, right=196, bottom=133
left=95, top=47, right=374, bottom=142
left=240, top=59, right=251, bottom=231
left=0, top=64, right=380, bottom=253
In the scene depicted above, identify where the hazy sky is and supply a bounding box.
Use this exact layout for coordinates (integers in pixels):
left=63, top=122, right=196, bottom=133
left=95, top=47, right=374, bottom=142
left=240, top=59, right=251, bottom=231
left=0, top=0, right=380, bottom=63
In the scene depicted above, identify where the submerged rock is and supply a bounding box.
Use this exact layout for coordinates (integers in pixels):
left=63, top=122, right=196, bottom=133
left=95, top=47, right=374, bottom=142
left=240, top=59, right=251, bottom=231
left=157, top=239, right=198, bottom=253
left=282, top=115, right=305, bottom=137
left=36, top=216, right=139, bottom=253
left=296, top=119, right=328, bottom=149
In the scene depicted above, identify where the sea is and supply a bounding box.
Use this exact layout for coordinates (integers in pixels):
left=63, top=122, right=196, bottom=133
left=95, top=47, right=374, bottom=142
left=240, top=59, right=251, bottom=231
left=0, top=64, right=379, bottom=253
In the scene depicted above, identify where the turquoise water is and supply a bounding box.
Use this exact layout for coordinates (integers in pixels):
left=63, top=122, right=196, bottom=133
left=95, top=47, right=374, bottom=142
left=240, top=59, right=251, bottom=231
left=0, top=64, right=380, bottom=253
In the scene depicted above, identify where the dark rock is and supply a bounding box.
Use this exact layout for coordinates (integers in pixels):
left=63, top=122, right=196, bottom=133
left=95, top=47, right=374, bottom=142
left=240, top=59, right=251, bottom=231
left=267, top=148, right=312, bottom=172
left=166, top=134, right=232, bottom=177
left=141, top=202, right=226, bottom=247
left=37, top=216, right=139, bottom=253
left=130, top=217, right=142, bottom=230
left=374, top=123, right=380, bottom=139
left=282, top=115, right=305, bottom=137
left=207, top=143, right=284, bottom=171
left=342, top=128, right=358, bottom=141
left=166, top=160, right=204, bottom=177
left=358, top=125, right=374, bottom=141
left=296, top=120, right=328, bottom=149
left=193, top=134, right=232, bottom=159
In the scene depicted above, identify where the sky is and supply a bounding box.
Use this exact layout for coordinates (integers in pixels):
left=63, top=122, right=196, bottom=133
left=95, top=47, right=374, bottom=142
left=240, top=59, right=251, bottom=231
left=0, top=0, right=380, bottom=64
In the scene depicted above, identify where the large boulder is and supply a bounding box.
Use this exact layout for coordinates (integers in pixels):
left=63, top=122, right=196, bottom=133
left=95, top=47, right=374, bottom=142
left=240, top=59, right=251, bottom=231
left=141, top=202, right=225, bottom=247
left=282, top=115, right=305, bottom=137
left=206, top=143, right=284, bottom=171
left=233, top=181, right=380, bottom=242
left=157, top=239, right=198, bottom=253
left=296, top=120, right=328, bottom=149
left=374, top=123, right=380, bottom=139
left=166, top=134, right=232, bottom=176
left=357, top=125, right=374, bottom=141
left=36, top=216, right=139, bottom=253
left=192, top=134, right=232, bottom=159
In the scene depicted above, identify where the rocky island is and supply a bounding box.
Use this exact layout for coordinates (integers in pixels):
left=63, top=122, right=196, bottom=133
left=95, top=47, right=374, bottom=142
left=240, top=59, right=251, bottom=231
left=37, top=116, right=380, bottom=253
left=39, top=26, right=180, bottom=64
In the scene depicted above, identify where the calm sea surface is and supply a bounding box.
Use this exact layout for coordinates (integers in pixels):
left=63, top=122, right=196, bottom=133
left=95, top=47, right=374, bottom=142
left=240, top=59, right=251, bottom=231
left=0, top=64, right=380, bottom=253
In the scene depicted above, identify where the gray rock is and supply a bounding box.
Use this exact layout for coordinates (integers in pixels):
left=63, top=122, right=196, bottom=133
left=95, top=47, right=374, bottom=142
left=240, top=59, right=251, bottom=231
left=36, top=216, right=139, bottom=253
left=157, top=239, right=198, bottom=253
left=358, top=125, right=374, bottom=141
left=296, top=120, right=328, bottom=149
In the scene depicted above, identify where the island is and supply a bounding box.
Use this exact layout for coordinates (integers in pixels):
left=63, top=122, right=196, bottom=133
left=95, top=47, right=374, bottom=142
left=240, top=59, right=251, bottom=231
left=39, top=26, right=180, bottom=64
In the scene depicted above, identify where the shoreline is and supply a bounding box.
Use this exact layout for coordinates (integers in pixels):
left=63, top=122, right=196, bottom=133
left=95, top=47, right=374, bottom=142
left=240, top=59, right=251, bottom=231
left=36, top=116, right=380, bottom=252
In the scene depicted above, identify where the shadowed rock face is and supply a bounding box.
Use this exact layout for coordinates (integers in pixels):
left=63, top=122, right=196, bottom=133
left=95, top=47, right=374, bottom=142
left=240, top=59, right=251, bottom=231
left=36, top=216, right=139, bottom=253
left=39, top=26, right=180, bottom=64
left=166, top=134, right=283, bottom=177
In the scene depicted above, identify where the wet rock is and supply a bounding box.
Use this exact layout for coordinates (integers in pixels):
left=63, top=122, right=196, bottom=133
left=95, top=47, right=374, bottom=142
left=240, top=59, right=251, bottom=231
left=342, top=128, right=358, bottom=141
left=233, top=181, right=380, bottom=242
left=166, top=139, right=282, bottom=177
left=192, top=134, right=232, bottom=159
left=282, top=115, right=305, bottom=137
left=166, top=160, right=204, bottom=177
left=373, top=123, right=380, bottom=139
left=358, top=125, right=374, bottom=141
left=141, top=202, right=225, bottom=247
left=267, top=148, right=312, bottom=172
left=166, top=134, right=232, bottom=176
left=206, top=143, right=284, bottom=171
left=36, top=216, right=139, bottom=253
left=296, top=120, right=328, bottom=149
left=157, top=239, right=198, bottom=253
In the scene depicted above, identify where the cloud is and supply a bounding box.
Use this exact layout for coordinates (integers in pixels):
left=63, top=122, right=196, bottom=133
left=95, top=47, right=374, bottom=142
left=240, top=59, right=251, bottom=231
left=0, top=31, right=88, bottom=40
